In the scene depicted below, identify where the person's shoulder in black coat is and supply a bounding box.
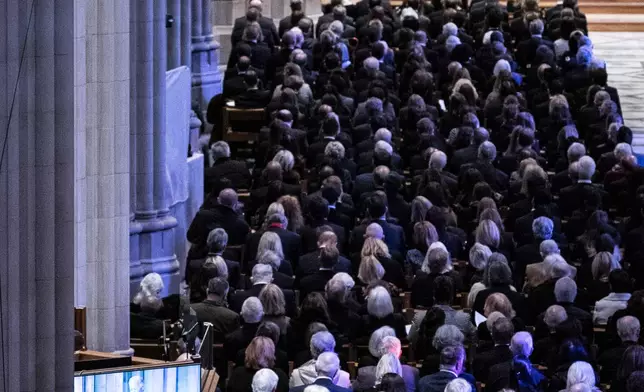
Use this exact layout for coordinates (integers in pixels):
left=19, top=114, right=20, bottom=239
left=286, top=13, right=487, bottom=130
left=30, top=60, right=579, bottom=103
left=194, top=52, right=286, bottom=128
left=472, top=344, right=513, bottom=381
left=205, top=157, right=252, bottom=193
left=234, top=88, right=272, bottom=109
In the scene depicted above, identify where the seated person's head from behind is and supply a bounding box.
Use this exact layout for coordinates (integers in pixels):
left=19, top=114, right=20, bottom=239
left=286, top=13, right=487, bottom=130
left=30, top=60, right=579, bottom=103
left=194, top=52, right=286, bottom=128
left=134, top=272, right=164, bottom=306
left=241, top=296, right=264, bottom=324
left=365, top=222, right=384, bottom=240
left=244, top=70, right=259, bottom=89
left=310, top=330, right=336, bottom=359
left=317, top=228, right=338, bottom=249
left=555, top=276, right=577, bottom=304
left=206, top=276, right=229, bottom=301
left=439, top=345, right=466, bottom=374
left=321, top=113, right=340, bottom=138
left=433, top=275, right=455, bottom=306
left=617, top=316, right=640, bottom=343
left=544, top=305, right=568, bottom=332
left=207, top=228, right=228, bottom=255
left=243, top=22, right=262, bottom=43
left=491, top=316, right=514, bottom=346
left=315, top=352, right=340, bottom=379
left=610, top=269, right=632, bottom=294
left=433, top=325, right=464, bottom=352
left=532, top=216, right=553, bottom=242
left=445, top=378, right=472, bottom=392
left=245, top=336, right=276, bottom=370
left=367, top=192, right=388, bottom=220
left=319, top=246, right=339, bottom=270
left=484, top=292, right=514, bottom=318
left=251, top=263, right=274, bottom=285
left=374, top=141, right=393, bottom=165
left=477, top=141, right=497, bottom=163
left=511, top=331, right=533, bottom=358
left=308, top=195, right=330, bottom=222
left=251, top=369, right=279, bottom=392
left=218, top=188, right=239, bottom=209
left=256, top=320, right=281, bottom=347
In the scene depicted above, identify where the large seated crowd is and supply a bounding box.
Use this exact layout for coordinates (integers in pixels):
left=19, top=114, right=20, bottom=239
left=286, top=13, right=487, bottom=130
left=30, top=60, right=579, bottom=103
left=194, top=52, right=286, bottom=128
left=129, top=0, right=644, bottom=390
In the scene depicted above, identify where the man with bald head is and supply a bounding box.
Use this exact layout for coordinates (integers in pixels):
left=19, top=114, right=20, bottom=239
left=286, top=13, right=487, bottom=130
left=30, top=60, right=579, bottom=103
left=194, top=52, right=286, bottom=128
left=187, top=188, right=250, bottom=252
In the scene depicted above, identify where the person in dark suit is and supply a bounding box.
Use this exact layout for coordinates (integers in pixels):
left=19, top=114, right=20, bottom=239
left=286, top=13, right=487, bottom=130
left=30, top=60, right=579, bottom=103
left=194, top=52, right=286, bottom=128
left=278, top=0, right=305, bottom=38
left=526, top=260, right=574, bottom=324
left=191, top=277, right=240, bottom=342
left=229, top=264, right=297, bottom=317
left=558, top=156, right=608, bottom=218
left=231, top=4, right=279, bottom=50
left=205, top=141, right=252, bottom=194
left=349, top=193, right=406, bottom=258
left=185, top=228, right=242, bottom=293
left=472, top=317, right=514, bottom=381
left=245, top=212, right=302, bottom=271
left=372, top=41, right=396, bottom=87
left=321, top=185, right=353, bottom=231
left=187, top=188, right=250, bottom=250
left=460, top=142, right=509, bottom=192
left=229, top=21, right=274, bottom=71
left=598, top=315, right=640, bottom=382
left=551, top=142, right=586, bottom=194
left=224, top=296, right=263, bottom=362
left=418, top=346, right=476, bottom=392
left=472, top=260, right=528, bottom=322
left=265, top=31, right=296, bottom=87
left=449, top=128, right=489, bottom=174
left=486, top=332, right=547, bottom=391
left=515, top=19, right=554, bottom=71
left=130, top=295, right=166, bottom=339
left=289, top=352, right=352, bottom=392
left=513, top=217, right=554, bottom=289
left=257, top=250, right=295, bottom=290
left=351, top=165, right=389, bottom=213
left=590, top=67, right=622, bottom=116
left=298, top=247, right=340, bottom=301
left=307, top=114, right=342, bottom=165
left=296, top=230, right=352, bottom=278
left=300, top=195, right=347, bottom=254
left=224, top=56, right=257, bottom=99
left=234, top=71, right=272, bottom=109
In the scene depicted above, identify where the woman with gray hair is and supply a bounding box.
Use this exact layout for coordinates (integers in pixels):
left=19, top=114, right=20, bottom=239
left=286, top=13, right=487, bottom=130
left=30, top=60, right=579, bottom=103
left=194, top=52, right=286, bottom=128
left=466, top=242, right=492, bottom=287
left=289, top=330, right=351, bottom=388
left=411, top=244, right=464, bottom=308
left=258, top=250, right=293, bottom=289
left=363, top=286, right=407, bottom=340
left=256, top=231, right=293, bottom=275
left=272, top=150, right=300, bottom=185
left=418, top=324, right=465, bottom=376
left=406, top=221, right=439, bottom=275
left=374, top=353, right=403, bottom=384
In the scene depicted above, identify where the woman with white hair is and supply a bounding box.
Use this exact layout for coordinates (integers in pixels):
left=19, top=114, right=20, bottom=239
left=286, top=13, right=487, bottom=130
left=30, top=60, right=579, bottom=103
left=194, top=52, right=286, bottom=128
left=131, top=273, right=171, bottom=329
left=362, top=286, right=407, bottom=340
left=272, top=150, right=300, bottom=185
left=406, top=220, right=439, bottom=275
left=418, top=324, right=465, bottom=376
left=256, top=231, right=293, bottom=275
left=466, top=242, right=492, bottom=287
left=375, top=353, right=403, bottom=384
left=565, top=361, right=601, bottom=391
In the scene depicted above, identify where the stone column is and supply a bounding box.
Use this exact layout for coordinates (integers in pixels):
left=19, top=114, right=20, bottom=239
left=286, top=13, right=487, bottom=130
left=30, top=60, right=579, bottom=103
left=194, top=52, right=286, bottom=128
left=130, top=0, right=180, bottom=296
left=167, top=0, right=182, bottom=69
left=0, top=0, right=75, bottom=390
left=80, top=0, right=132, bottom=353
left=192, top=0, right=222, bottom=117
left=181, top=0, right=193, bottom=67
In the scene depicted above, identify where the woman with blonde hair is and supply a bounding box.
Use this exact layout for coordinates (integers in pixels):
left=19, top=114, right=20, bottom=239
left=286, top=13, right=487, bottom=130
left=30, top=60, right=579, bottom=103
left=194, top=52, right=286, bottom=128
left=227, top=336, right=289, bottom=392
left=259, top=283, right=290, bottom=334
left=361, top=237, right=405, bottom=289
left=277, top=195, right=304, bottom=233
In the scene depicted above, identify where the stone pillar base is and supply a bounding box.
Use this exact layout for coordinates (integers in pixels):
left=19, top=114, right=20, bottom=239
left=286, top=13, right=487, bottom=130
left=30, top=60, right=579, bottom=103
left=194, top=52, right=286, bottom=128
left=130, top=216, right=182, bottom=297
left=192, top=40, right=223, bottom=119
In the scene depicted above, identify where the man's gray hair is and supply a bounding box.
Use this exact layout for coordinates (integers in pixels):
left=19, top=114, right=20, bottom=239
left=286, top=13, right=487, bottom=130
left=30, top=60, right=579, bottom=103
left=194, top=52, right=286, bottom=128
left=374, top=128, right=392, bottom=143
left=532, top=216, right=554, bottom=241
left=219, top=188, right=239, bottom=208
left=369, top=326, right=395, bottom=357
left=378, top=335, right=402, bottom=357
left=258, top=250, right=282, bottom=271
left=251, top=263, right=274, bottom=284
left=375, top=353, right=402, bottom=383
left=273, top=150, right=295, bottom=172
left=615, top=142, right=633, bottom=161
left=577, top=156, right=596, bottom=181
left=548, top=257, right=572, bottom=280
left=529, top=18, right=544, bottom=35
left=445, top=35, right=461, bottom=52
left=478, top=141, right=497, bottom=162
left=329, top=20, right=344, bottom=36
left=367, top=286, right=394, bottom=319
left=429, top=150, right=447, bottom=170
left=365, top=222, right=384, bottom=239
left=510, top=331, right=533, bottom=357
left=374, top=140, right=393, bottom=161
left=330, top=272, right=355, bottom=290
left=617, top=315, right=640, bottom=342
left=539, top=239, right=560, bottom=258
left=555, top=276, right=578, bottom=303
left=544, top=305, right=567, bottom=328
left=252, top=368, right=279, bottom=392
left=211, top=141, right=231, bottom=160
left=445, top=378, right=472, bottom=392
left=207, top=228, right=229, bottom=254
left=315, top=352, right=340, bottom=378
left=433, top=324, right=465, bottom=350
left=443, top=22, right=457, bottom=36
left=310, top=330, right=336, bottom=358
left=374, top=165, right=391, bottom=184
left=325, top=141, right=345, bottom=159
left=567, top=142, right=586, bottom=163
left=364, top=57, right=379, bottom=71
left=469, top=242, right=492, bottom=271
left=241, top=296, right=264, bottom=323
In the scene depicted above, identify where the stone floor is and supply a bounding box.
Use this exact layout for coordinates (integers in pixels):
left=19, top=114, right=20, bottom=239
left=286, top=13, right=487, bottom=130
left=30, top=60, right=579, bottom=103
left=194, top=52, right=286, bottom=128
left=590, top=32, right=644, bottom=152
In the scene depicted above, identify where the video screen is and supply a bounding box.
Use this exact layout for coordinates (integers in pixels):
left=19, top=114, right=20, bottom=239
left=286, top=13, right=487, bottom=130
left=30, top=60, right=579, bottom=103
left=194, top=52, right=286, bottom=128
left=74, top=363, right=201, bottom=392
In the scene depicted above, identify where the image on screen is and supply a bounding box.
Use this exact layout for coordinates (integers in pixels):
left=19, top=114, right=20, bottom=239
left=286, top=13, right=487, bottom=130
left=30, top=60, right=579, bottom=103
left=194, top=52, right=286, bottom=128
left=74, top=363, right=201, bottom=392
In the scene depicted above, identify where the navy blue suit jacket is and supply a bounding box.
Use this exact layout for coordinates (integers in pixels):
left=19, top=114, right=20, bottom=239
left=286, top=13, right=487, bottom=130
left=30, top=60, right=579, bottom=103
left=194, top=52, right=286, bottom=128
left=418, top=371, right=476, bottom=392
left=290, top=377, right=352, bottom=392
